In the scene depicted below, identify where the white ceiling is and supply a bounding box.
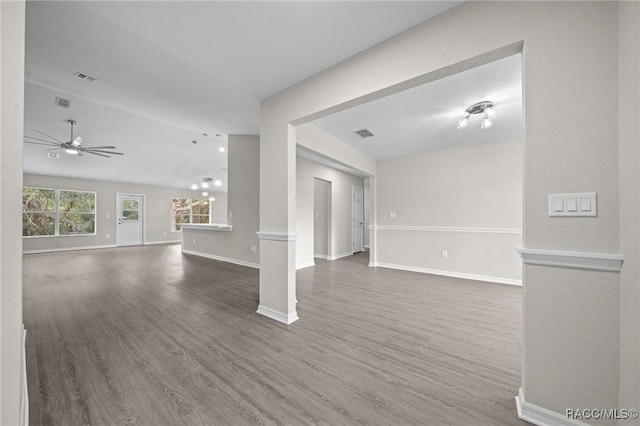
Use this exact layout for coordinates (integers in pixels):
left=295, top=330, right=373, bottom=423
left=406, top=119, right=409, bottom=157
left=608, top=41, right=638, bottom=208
left=23, top=0, right=463, bottom=191
left=312, top=53, right=523, bottom=161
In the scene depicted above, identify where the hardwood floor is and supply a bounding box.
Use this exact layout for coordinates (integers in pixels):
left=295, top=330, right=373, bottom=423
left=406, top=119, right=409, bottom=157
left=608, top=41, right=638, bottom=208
left=23, top=244, right=525, bottom=425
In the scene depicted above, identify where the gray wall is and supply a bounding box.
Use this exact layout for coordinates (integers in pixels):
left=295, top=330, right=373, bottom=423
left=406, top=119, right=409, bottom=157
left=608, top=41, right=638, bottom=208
left=617, top=0, right=640, bottom=415
left=23, top=174, right=227, bottom=252
left=182, top=135, right=260, bottom=267
left=375, top=138, right=522, bottom=283
left=259, top=1, right=637, bottom=419
left=1, top=1, right=26, bottom=424
left=296, top=156, right=364, bottom=268
left=313, top=178, right=330, bottom=257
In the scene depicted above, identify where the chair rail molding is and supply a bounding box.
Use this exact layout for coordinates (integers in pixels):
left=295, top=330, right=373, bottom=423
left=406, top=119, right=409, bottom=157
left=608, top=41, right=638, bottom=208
left=256, top=232, right=298, bottom=241
left=373, top=225, right=522, bottom=234
left=517, top=247, right=623, bottom=272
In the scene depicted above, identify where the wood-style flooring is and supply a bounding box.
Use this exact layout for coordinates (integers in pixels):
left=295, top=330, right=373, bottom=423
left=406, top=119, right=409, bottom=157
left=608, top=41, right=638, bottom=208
left=23, top=244, right=525, bottom=425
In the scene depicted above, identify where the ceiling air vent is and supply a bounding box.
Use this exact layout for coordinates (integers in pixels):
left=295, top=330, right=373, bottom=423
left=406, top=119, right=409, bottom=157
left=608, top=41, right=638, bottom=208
left=73, top=72, right=98, bottom=82
left=54, top=97, right=71, bottom=109
left=355, top=128, right=375, bottom=139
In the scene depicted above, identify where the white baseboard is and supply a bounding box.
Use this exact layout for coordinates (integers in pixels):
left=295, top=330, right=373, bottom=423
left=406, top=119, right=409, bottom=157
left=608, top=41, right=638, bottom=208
left=374, top=262, right=522, bottom=286
left=314, top=254, right=328, bottom=260
left=20, top=325, right=28, bottom=426
left=516, top=388, right=587, bottom=426
left=257, top=305, right=298, bottom=325
left=327, top=251, right=353, bottom=261
left=296, top=261, right=315, bottom=270
left=144, top=240, right=180, bottom=245
left=182, top=249, right=259, bottom=269
left=23, top=244, right=117, bottom=255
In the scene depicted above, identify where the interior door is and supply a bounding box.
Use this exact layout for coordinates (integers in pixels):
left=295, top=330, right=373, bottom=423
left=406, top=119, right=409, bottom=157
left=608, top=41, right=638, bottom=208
left=116, top=193, right=143, bottom=246
left=352, top=185, right=364, bottom=253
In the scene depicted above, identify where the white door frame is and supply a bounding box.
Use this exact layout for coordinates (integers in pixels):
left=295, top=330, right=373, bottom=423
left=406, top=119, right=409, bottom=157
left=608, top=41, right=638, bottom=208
left=116, top=193, right=145, bottom=246
left=352, top=185, right=364, bottom=254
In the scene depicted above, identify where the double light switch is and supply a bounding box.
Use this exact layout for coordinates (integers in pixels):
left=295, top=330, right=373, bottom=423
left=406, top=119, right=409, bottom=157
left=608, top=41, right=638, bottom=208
left=548, top=192, right=596, bottom=217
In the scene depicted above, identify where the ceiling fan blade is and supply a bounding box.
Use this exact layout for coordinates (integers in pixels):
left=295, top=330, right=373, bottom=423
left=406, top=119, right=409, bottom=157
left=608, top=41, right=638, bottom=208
left=33, top=129, right=65, bottom=144
left=82, top=145, right=116, bottom=149
left=24, top=140, right=60, bottom=147
left=46, top=147, right=64, bottom=151
left=84, top=151, right=111, bottom=158
left=24, top=136, right=60, bottom=145
left=85, top=149, right=124, bottom=156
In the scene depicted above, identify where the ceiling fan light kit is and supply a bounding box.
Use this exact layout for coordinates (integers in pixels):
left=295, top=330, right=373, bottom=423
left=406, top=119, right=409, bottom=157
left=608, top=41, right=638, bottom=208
left=456, top=101, right=498, bottom=130
left=24, top=120, right=124, bottom=158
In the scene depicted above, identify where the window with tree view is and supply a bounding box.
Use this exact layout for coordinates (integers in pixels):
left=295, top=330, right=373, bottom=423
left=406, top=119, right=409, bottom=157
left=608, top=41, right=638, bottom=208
left=171, top=198, right=210, bottom=231
left=23, top=187, right=96, bottom=237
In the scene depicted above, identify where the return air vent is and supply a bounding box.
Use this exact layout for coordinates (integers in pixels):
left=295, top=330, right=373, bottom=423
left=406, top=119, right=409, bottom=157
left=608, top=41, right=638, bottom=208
left=355, top=128, right=375, bottom=138
left=54, top=97, right=71, bottom=109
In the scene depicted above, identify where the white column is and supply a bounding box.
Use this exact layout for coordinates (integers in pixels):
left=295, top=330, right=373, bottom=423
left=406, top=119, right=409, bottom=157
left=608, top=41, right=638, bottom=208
left=256, top=115, right=298, bottom=324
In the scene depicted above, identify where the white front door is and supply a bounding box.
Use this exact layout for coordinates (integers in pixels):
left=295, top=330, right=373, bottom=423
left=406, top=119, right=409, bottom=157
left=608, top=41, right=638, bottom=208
left=116, top=193, right=144, bottom=246
left=352, top=185, right=364, bottom=253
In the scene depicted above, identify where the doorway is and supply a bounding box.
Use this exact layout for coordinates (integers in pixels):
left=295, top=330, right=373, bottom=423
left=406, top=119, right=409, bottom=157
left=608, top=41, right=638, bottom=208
left=116, top=193, right=144, bottom=246
left=352, top=185, right=364, bottom=254
left=313, top=178, right=331, bottom=259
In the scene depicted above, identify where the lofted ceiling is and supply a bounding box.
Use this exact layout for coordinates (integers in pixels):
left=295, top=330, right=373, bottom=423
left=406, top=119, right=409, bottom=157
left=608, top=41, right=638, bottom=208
left=23, top=0, right=463, bottom=191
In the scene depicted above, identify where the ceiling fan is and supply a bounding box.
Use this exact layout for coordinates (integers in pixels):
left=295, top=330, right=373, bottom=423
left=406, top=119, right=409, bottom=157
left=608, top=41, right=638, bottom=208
left=24, top=120, right=124, bottom=158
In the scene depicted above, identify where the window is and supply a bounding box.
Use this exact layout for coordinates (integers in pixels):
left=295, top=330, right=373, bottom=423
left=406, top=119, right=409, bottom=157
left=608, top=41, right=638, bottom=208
left=170, top=198, right=210, bottom=231
left=23, top=188, right=56, bottom=236
left=23, top=187, right=96, bottom=237
left=121, top=198, right=140, bottom=221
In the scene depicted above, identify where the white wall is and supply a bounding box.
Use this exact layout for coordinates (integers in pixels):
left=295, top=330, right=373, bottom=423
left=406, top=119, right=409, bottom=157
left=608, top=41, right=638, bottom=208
left=375, top=138, right=522, bottom=283
left=296, top=155, right=364, bottom=269
left=182, top=135, right=260, bottom=267
left=0, top=1, right=26, bottom=424
left=260, top=1, right=636, bottom=420
left=23, top=174, right=227, bottom=252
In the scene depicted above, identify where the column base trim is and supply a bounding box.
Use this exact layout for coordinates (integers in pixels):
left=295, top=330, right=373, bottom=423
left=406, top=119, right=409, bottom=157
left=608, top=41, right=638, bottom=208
left=515, top=388, right=588, bottom=426
left=257, top=305, right=298, bottom=325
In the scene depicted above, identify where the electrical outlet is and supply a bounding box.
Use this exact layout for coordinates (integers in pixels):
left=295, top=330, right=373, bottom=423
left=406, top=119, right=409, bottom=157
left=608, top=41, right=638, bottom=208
left=441, top=250, right=448, bottom=258
left=192, top=238, right=196, bottom=244
left=163, top=231, right=166, bottom=236
left=389, top=212, right=396, bottom=219
left=106, top=234, right=110, bottom=239
left=249, top=245, right=257, bottom=253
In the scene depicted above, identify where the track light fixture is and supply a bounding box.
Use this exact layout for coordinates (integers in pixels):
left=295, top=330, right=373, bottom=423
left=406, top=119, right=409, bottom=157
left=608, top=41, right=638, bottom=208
left=457, top=101, right=498, bottom=130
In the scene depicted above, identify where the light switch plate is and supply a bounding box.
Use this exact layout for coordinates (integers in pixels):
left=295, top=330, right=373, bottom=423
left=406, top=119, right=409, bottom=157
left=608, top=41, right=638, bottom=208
left=549, top=192, right=597, bottom=217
